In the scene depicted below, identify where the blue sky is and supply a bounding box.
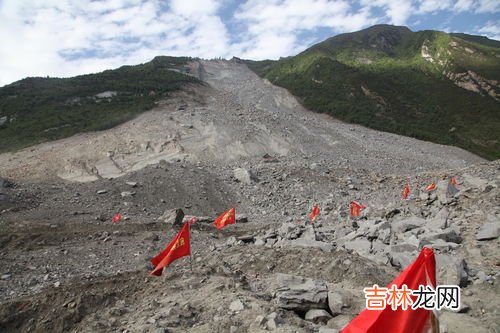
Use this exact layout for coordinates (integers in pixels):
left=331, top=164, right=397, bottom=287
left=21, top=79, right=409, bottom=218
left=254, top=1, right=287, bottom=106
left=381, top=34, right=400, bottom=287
left=0, top=0, right=498, bottom=86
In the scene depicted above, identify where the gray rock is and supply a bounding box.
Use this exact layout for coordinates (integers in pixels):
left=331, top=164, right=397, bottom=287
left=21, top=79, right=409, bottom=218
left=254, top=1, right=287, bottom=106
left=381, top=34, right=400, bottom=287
left=274, top=273, right=328, bottom=311
left=435, top=254, right=468, bottom=287
left=327, top=314, right=352, bottom=330
left=265, top=312, right=281, bottom=330
left=391, top=243, right=418, bottom=253
left=236, top=214, right=248, bottom=223
left=159, top=208, right=184, bottom=226
left=300, top=225, right=317, bottom=241
left=327, top=287, right=351, bottom=316
left=305, top=309, right=332, bottom=323
left=390, top=252, right=415, bottom=269
left=392, top=217, right=426, bottom=233
left=125, top=181, right=137, bottom=187
left=343, top=239, right=371, bottom=254
left=233, top=168, right=257, bottom=184
left=476, top=219, right=500, bottom=241
left=120, top=191, right=136, bottom=198
left=420, top=229, right=462, bottom=244
left=97, top=189, right=108, bottom=194
left=0, top=116, right=6, bottom=126
left=229, top=299, right=244, bottom=311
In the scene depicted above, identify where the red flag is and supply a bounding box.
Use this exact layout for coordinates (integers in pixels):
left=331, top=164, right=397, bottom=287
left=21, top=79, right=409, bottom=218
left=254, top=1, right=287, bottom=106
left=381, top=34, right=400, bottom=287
left=213, top=208, right=236, bottom=230
left=342, top=247, right=436, bottom=333
left=424, top=182, right=436, bottom=192
left=150, top=222, right=190, bottom=276
left=112, top=213, right=122, bottom=223
left=350, top=201, right=366, bottom=218
left=309, top=205, right=320, bottom=222
left=450, top=178, right=458, bottom=186
left=402, top=184, right=410, bottom=200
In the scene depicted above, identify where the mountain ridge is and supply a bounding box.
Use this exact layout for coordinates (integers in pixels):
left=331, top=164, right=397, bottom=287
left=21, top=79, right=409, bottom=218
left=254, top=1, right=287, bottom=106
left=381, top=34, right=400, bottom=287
left=245, top=25, right=500, bottom=160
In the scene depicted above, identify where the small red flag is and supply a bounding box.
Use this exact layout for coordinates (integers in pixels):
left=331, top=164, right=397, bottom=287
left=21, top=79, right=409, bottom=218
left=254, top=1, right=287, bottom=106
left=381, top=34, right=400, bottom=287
left=450, top=178, right=458, bottom=186
left=402, top=184, right=410, bottom=200
left=309, top=205, right=320, bottom=222
left=350, top=201, right=366, bottom=218
left=341, top=248, right=436, bottom=333
left=150, top=222, right=191, bottom=276
left=213, top=208, right=236, bottom=230
left=112, top=213, right=122, bottom=223
left=424, top=182, right=436, bottom=192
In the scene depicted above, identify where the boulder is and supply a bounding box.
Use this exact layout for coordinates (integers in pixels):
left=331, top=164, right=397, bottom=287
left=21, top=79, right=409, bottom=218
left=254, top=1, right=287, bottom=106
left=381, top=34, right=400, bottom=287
left=343, top=239, right=371, bottom=254
left=392, top=217, right=426, bottom=233
left=305, top=309, right=332, bottom=324
left=327, top=287, right=351, bottom=316
left=327, top=314, right=352, bottom=330
left=420, top=229, right=462, bottom=244
left=159, top=208, right=184, bottom=226
left=274, top=273, right=328, bottom=312
left=476, top=218, right=500, bottom=241
left=435, top=254, right=468, bottom=287
left=390, top=252, right=415, bottom=269
left=233, top=168, right=257, bottom=184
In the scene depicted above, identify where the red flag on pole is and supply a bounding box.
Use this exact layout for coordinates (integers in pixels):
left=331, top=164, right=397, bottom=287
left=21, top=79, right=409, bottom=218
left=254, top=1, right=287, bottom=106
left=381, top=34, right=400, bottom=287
left=309, top=205, right=320, bottom=222
left=450, top=178, right=458, bottom=186
left=150, top=222, right=191, bottom=276
left=350, top=201, right=366, bottom=218
left=402, top=184, right=410, bottom=200
left=341, top=247, right=437, bottom=333
left=213, top=208, right=236, bottom=230
left=424, top=182, right=436, bottom=192
left=112, top=213, right=122, bottom=223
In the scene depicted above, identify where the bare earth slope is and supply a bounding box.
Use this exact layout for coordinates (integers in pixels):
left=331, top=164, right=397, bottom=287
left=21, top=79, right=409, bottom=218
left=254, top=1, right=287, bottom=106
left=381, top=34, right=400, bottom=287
left=0, top=60, right=498, bottom=333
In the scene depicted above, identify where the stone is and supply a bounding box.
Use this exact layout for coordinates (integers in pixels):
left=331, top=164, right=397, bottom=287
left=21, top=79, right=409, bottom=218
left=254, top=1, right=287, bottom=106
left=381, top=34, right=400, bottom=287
left=265, top=312, right=281, bottom=330
left=305, top=309, right=332, bottom=324
left=435, top=254, right=468, bottom=287
left=327, top=314, right=352, bottom=330
left=159, top=208, right=184, bottom=226
left=120, top=191, right=136, bottom=198
left=327, top=288, right=350, bottom=316
left=420, top=229, right=462, bottom=244
left=390, top=252, right=415, bottom=269
left=97, top=190, right=108, bottom=194
left=476, top=219, right=500, bottom=241
left=300, top=225, right=317, bottom=241
left=125, top=181, right=137, bottom=187
left=0, top=116, right=7, bottom=126
left=233, top=168, right=257, bottom=184
left=392, top=217, right=426, bottom=233
left=236, top=214, right=248, bottom=223
left=274, top=273, right=328, bottom=311
left=229, top=299, right=245, bottom=312
left=343, top=239, right=371, bottom=254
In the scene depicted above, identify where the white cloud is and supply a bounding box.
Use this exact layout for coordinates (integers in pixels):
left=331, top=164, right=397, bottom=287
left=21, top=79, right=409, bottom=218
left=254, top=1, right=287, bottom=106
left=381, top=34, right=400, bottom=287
left=232, top=0, right=376, bottom=59
left=475, top=0, right=500, bottom=13
left=476, top=21, right=500, bottom=40
left=0, top=0, right=230, bottom=86
left=360, top=0, right=413, bottom=25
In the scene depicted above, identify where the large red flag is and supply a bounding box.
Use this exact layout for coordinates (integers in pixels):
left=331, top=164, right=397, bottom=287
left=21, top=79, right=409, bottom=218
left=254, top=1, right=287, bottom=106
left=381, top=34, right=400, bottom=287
left=350, top=201, right=366, bottom=218
left=309, top=205, right=320, bottom=222
left=402, top=184, right=410, bottom=200
left=213, top=208, right=236, bottom=230
left=150, top=222, right=191, bottom=276
left=341, top=247, right=437, bottom=333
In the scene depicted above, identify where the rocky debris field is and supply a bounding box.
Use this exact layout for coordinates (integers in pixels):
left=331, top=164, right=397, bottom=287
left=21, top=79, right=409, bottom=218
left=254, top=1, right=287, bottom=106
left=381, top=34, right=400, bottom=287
left=0, top=60, right=498, bottom=333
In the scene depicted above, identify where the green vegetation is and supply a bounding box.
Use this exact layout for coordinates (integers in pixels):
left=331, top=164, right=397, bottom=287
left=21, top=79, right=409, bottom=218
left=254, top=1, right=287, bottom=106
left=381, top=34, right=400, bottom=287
left=0, top=56, right=199, bottom=153
left=245, top=25, right=500, bottom=160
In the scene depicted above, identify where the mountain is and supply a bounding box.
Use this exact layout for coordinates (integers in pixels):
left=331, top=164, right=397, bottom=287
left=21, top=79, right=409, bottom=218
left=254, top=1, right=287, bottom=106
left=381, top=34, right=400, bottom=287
left=245, top=24, right=500, bottom=160
left=0, top=56, right=199, bottom=153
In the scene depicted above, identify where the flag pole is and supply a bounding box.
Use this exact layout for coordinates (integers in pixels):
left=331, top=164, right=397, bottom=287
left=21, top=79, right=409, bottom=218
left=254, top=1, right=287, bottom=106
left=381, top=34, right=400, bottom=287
left=188, top=221, right=193, bottom=273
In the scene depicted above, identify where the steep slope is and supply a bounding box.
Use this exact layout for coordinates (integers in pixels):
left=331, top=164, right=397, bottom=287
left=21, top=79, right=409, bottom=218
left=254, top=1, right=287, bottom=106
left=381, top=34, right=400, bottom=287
left=0, top=56, right=199, bottom=153
left=245, top=25, right=500, bottom=160
left=0, top=60, right=482, bottom=183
